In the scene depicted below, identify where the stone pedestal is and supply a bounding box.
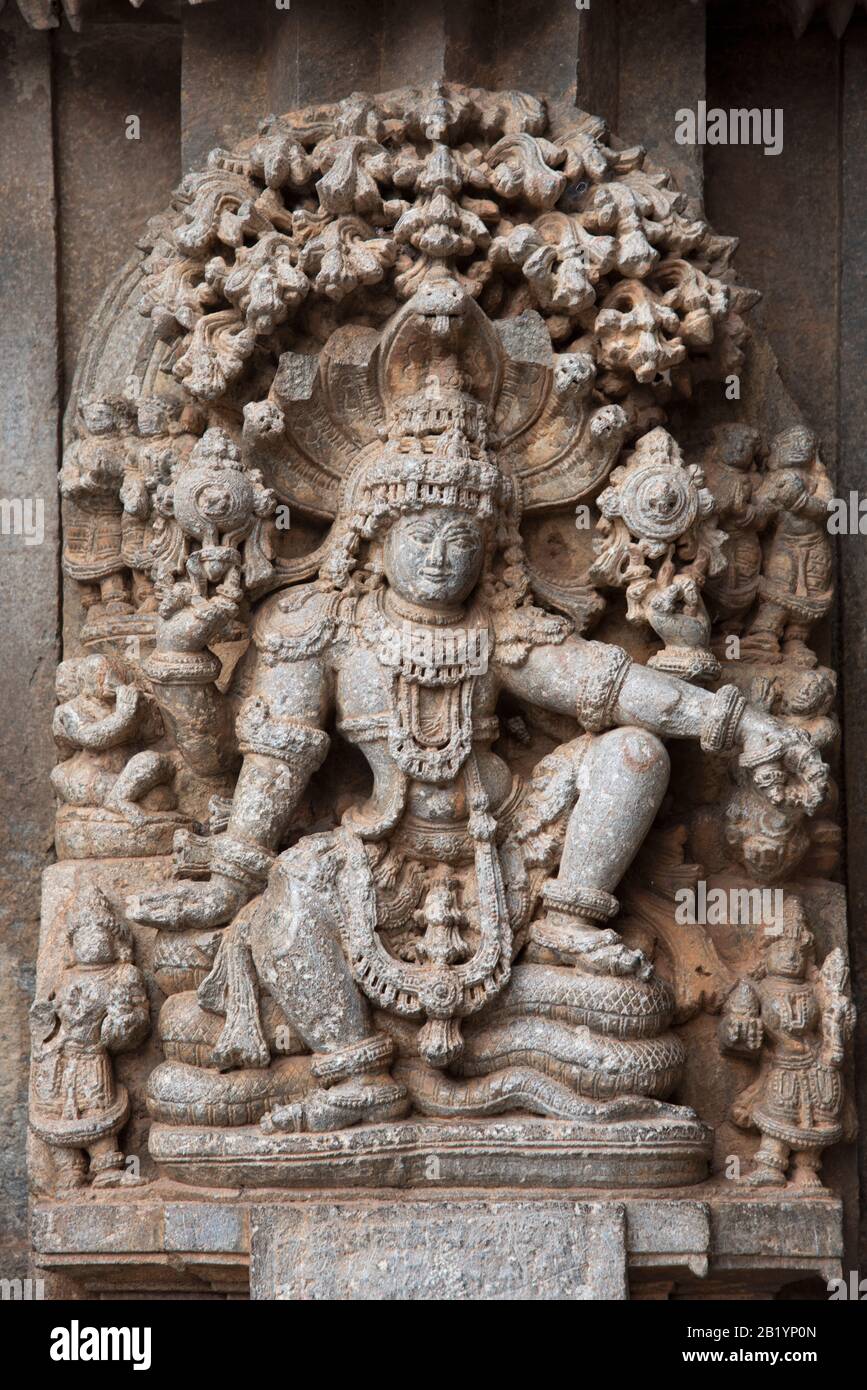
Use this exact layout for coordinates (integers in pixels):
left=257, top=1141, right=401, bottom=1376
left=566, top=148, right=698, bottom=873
left=251, top=1200, right=629, bottom=1300
left=30, top=1190, right=844, bottom=1300
left=149, top=1114, right=712, bottom=1191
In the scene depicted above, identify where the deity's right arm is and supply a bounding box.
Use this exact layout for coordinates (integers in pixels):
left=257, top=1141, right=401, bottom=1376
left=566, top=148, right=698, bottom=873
left=223, top=588, right=334, bottom=847
left=128, top=588, right=336, bottom=932
left=204, top=590, right=335, bottom=883
left=169, top=636, right=331, bottom=913
left=221, top=665, right=332, bottom=856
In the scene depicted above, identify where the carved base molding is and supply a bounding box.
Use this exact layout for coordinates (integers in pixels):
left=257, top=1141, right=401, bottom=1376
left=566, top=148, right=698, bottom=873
left=148, top=1113, right=713, bottom=1191
left=31, top=1192, right=843, bottom=1300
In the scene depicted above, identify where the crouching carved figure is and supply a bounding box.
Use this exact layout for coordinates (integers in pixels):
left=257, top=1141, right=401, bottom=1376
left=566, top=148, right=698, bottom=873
left=130, top=284, right=827, bottom=1167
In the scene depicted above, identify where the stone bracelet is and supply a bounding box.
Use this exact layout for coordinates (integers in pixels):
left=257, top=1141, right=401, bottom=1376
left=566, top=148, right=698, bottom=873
left=700, top=684, right=748, bottom=753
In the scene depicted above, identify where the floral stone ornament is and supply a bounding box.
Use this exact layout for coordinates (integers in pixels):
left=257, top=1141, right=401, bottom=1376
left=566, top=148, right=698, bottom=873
left=591, top=427, right=727, bottom=681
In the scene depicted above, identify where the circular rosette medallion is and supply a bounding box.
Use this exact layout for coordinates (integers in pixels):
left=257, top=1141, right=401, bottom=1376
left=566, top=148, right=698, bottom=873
left=616, top=461, right=700, bottom=543
left=172, top=466, right=255, bottom=543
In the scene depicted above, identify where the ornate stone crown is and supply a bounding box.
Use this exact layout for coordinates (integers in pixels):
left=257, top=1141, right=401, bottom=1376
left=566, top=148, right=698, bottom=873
left=243, top=272, right=627, bottom=534
left=764, top=897, right=814, bottom=949
left=364, top=373, right=511, bottom=520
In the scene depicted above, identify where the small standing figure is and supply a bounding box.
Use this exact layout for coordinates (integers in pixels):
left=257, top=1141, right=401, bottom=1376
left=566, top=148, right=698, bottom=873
left=701, top=423, right=764, bottom=637
left=720, top=897, right=854, bottom=1190
left=29, top=888, right=150, bottom=1190
left=60, top=397, right=134, bottom=626
left=743, top=426, right=833, bottom=667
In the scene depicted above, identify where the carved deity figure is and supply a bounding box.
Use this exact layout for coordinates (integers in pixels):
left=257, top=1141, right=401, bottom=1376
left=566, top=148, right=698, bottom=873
left=743, top=426, right=833, bottom=667
left=720, top=898, right=854, bottom=1190
left=31, top=79, right=858, bottom=1207
left=701, top=423, right=765, bottom=635
left=60, top=398, right=134, bottom=626
left=29, top=888, right=149, bottom=1189
left=127, top=283, right=828, bottom=1137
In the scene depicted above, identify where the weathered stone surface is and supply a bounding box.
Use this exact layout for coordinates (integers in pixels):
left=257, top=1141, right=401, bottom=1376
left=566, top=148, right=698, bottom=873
left=29, top=1190, right=843, bottom=1298
left=705, top=3, right=840, bottom=467
left=617, top=0, right=706, bottom=201
left=839, top=15, right=867, bottom=1271
left=0, top=7, right=60, bottom=1280
left=149, top=1113, right=712, bottom=1190
left=250, top=1199, right=629, bottom=1300
left=711, top=1192, right=843, bottom=1284
left=54, top=14, right=181, bottom=405
left=6, top=1, right=862, bottom=1298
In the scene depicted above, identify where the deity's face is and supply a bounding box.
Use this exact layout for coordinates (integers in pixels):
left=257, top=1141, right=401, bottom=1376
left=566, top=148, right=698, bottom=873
left=382, top=506, right=485, bottom=609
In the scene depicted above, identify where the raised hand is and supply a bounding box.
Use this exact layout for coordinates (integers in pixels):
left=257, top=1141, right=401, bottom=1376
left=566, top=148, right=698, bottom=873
left=738, top=708, right=828, bottom=814
left=154, top=586, right=240, bottom=654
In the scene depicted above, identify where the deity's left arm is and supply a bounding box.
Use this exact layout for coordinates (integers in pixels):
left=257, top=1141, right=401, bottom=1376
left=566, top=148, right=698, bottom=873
left=503, top=635, right=725, bottom=740
left=502, top=633, right=828, bottom=808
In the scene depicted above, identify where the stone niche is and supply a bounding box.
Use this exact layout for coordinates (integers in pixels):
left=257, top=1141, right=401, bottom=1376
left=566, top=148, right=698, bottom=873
left=29, top=79, right=855, bottom=1301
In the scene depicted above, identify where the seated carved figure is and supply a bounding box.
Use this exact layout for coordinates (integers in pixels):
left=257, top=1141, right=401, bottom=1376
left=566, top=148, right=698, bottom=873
left=51, top=655, right=182, bottom=859
left=129, top=285, right=827, bottom=1138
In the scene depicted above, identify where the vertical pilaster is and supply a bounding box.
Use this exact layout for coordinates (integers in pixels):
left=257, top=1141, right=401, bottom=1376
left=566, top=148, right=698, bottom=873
left=616, top=0, right=705, bottom=201
left=0, top=7, right=60, bottom=1280
left=838, top=18, right=867, bottom=1270
left=704, top=1, right=840, bottom=464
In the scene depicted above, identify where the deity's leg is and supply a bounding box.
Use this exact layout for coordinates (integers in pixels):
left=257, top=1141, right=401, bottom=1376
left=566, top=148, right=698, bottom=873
left=87, top=1135, right=129, bottom=1187
left=51, top=1147, right=87, bottom=1191
left=781, top=620, right=817, bottom=667
left=529, top=726, right=670, bottom=978
left=248, top=850, right=410, bottom=1133
left=742, top=598, right=787, bottom=659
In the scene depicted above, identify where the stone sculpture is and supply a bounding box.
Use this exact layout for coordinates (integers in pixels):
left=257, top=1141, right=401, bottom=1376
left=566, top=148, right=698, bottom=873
left=128, top=281, right=823, bottom=1157
left=29, top=887, right=150, bottom=1190
left=742, top=426, right=834, bottom=667
left=51, top=654, right=185, bottom=858
left=720, top=896, right=854, bottom=1190
left=33, top=84, right=849, bottom=1207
